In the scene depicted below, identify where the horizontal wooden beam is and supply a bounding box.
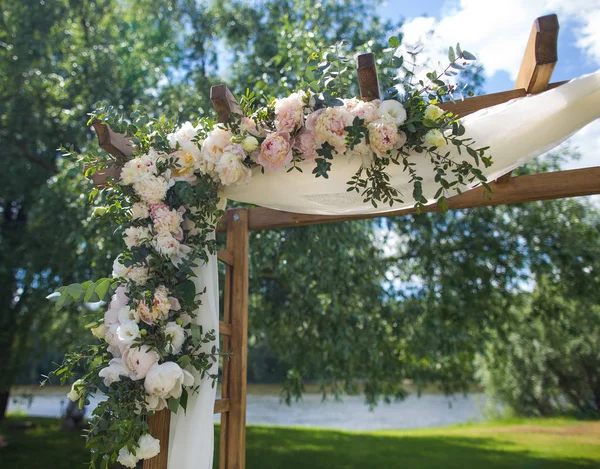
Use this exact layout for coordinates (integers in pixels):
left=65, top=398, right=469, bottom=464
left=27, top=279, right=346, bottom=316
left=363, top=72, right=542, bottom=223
left=217, top=249, right=234, bottom=267
left=214, top=398, right=230, bottom=414
left=217, top=167, right=600, bottom=232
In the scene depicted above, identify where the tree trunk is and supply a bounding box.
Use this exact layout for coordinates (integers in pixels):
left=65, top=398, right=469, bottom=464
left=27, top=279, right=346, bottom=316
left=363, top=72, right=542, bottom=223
left=0, top=390, right=9, bottom=420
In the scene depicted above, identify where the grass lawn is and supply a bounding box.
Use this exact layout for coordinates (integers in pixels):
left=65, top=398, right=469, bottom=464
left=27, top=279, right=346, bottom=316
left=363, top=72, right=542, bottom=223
left=1, top=417, right=599, bottom=468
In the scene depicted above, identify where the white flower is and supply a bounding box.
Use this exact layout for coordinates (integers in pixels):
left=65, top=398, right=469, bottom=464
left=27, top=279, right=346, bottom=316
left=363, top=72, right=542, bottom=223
left=131, top=202, right=150, bottom=220
left=151, top=285, right=172, bottom=320
left=118, top=306, right=139, bottom=324
left=241, top=135, right=259, bottom=152
left=123, top=345, right=159, bottom=380
left=144, top=362, right=194, bottom=399
left=152, top=207, right=184, bottom=236
left=91, top=323, right=107, bottom=340
left=112, top=256, right=131, bottom=279
left=164, top=322, right=186, bottom=354
left=137, top=434, right=161, bottom=460
left=146, top=394, right=167, bottom=412
left=376, top=100, right=407, bottom=125
left=125, top=266, right=151, bottom=286
left=167, top=121, right=201, bottom=157
left=313, top=107, right=353, bottom=153
left=424, top=129, right=446, bottom=147
left=424, top=104, right=444, bottom=121
left=117, top=446, right=139, bottom=468
left=120, top=157, right=156, bottom=186
left=67, top=379, right=84, bottom=402
left=349, top=141, right=376, bottom=168
left=109, top=286, right=130, bottom=310
left=239, top=117, right=265, bottom=137
left=133, top=176, right=169, bottom=204
left=152, top=232, right=181, bottom=257
left=99, top=358, right=130, bottom=387
left=117, top=321, right=141, bottom=345
left=123, top=225, right=152, bottom=249
left=201, top=126, right=233, bottom=164
left=216, top=145, right=252, bottom=186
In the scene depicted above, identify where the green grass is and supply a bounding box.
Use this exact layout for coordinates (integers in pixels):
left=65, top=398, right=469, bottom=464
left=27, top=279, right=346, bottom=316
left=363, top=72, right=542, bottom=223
left=1, top=417, right=599, bottom=468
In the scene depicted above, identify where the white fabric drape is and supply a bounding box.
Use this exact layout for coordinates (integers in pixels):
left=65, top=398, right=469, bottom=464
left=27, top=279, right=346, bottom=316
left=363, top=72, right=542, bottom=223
left=223, top=69, right=600, bottom=215
left=167, top=233, right=219, bottom=469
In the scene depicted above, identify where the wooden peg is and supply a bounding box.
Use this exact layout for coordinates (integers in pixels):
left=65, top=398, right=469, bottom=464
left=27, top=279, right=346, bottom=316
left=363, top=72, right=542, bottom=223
left=357, top=53, right=381, bottom=101
left=210, top=85, right=243, bottom=124
left=498, top=14, right=559, bottom=184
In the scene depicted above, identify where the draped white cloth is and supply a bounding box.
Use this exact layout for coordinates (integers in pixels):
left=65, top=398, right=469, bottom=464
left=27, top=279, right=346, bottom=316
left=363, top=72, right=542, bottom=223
left=167, top=70, right=600, bottom=469
left=168, top=233, right=219, bottom=469
left=223, top=70, right=600, bottom=215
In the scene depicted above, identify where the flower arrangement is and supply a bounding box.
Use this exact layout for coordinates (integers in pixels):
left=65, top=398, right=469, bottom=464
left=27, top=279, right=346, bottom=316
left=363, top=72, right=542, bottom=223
left=48, top=41, right=493, bottom=468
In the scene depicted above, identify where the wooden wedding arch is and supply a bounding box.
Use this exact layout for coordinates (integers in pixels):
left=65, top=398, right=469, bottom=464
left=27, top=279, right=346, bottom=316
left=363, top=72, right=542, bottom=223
left=90, top=14, right=600, bottom=469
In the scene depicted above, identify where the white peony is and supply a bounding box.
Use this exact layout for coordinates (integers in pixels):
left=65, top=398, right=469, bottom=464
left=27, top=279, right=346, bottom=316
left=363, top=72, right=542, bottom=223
left=91, top=323, right=107, bottom=340
left=137, top=434, right=161, bottom=460
left=146, top=394, right=167, bottom=412
left=67, top=379, right=84, bottom=402
left=112, top=256, right=131, bottom=279
left=130, top=202, right=150, bottom=220
left=117, top=446, right=139, bottom=468
left=133, top=176, right=169, bottom=204
left=117, top=321, right=141, bottom=345
left=98, top=358, right=130, bottom=387
left=424, top=104, right=444, bottom=121
left=123, top=225, right=152, bottom=249
left=123, top=345, right=159, bottom=380
left=167, top=122, right=201, bottom=157
left=118, top=306, right=139, bottom=324
left=125, top=265, right=151, bottom=286
left=164, top=322, right=186, bottom=354
left=144, top=362, right=194, bottom=399
left=201, top=126, right=233, bottom=164
left=152, top=207, right=184, bottom=236
left=151, top=285, right=172, bottom=320
left=109, top=286, right=130, bottom=310
left=424, top=129, right=446, bottom=147
left=376, top=100, right=407, bottom=126
left=152, top=232, right=181, bottom=257
left=216, top=145, right=252, bottom=186
left=120, top=156, right=156, bottom=186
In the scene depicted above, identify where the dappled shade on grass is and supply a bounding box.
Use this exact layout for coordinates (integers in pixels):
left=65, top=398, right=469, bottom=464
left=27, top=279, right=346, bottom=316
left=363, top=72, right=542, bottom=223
left=1, top=417, right=599, bottom=468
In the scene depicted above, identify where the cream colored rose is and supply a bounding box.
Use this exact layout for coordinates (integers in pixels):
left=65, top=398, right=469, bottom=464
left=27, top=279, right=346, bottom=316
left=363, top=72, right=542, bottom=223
left=241, top=135, right=259, bottom=152
left=144, top=362, right=194, bottom=399
left=164, top=322, right=186, bottom=354
left=98, top=358, right=130, bottom=387
left=424, top=104, right=444, bottom=121
left=67, top=379, right=84, bottom=402
left=171, top=150, right=197, bottom=182
left=116, top=321, right=140, bottom=345
left=376, top=100, right=407, bottom=125
left=216, top=145, right=252, bottom=186
left=424, top=129, right=446, bottom=147
left=117, top=447, right=139, bottom=468
left=137, top=434, right=161, bottom=460
left=131, top=202, right=150, bottom=220
left=201, top=126, right=233, bottom=164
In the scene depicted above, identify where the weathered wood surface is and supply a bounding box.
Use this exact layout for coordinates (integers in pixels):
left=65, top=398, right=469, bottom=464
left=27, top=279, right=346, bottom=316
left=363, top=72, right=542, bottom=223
left=216, top=167, right=600, bottom=232
left=497, top=14, right=559, bottom=184
left=143, top=409, right=170, bottom=469
left=211, top=84, right=243, bottom=124
left=357, top=53, right=381, bottom=101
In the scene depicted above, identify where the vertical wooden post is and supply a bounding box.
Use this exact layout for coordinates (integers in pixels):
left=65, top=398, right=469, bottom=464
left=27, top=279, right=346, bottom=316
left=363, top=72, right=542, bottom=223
left=357, top=53, right=381, bottom=101
left=144, top=410, right=171, bottom=469
left=222, top=209, right=249, bottom=469
left=496, top=14, right=559, bottom=184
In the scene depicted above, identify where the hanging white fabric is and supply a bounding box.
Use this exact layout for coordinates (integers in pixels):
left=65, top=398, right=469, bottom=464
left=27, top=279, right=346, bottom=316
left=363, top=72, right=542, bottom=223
left=167, top=233, right=219, bottom=469
left=223, top=70, right=600, bottom=215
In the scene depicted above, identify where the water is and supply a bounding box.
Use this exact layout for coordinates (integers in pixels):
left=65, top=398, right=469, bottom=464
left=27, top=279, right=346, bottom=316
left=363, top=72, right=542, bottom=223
left=8, top=387, right=485, bottom=431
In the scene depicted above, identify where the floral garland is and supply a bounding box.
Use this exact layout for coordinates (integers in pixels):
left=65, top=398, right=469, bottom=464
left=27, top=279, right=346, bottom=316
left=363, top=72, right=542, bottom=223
left=49, top=42, right=492, bottom=468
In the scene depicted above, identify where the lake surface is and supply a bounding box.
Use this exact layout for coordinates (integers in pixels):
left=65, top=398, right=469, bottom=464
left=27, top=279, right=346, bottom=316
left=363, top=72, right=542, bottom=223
left=8, top=386, right=486, bottom=431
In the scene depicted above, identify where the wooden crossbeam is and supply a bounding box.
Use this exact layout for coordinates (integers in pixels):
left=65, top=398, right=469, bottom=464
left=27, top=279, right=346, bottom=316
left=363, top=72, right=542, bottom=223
left=497, top=14, right=559, bottom=184
left=357, top=53, right=381, bottom=101
left=217, top=167, right=600, bottom=232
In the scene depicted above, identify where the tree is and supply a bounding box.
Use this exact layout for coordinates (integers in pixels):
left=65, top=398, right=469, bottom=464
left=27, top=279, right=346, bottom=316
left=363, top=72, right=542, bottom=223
left=0, top=0, right=180, bottom=417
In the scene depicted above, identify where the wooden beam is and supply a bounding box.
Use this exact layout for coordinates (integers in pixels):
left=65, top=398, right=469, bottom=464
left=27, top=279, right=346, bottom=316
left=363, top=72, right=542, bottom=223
left=357, top=53, right=381, bottom=101
left=497, top=14, right=559, bottom=184
left=210, top=84, right=243, bottom=124
left=219, top=320, right=233, bottom=336
left=217, top=249, right=234, bottom=267
left=214, top=398, right=230, bottom=414
left=144, top=409, right=170, bottom=469
left=221, top=167, right=600, bottom=232
left=89, top=121, right=133, bottom=186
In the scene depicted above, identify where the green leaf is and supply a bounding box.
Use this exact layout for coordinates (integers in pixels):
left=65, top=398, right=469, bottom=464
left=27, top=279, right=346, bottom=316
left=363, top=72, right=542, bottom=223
left=66, top=283, right=85, bottom=301
left=167, top=397, right=179, bottom=414
left=388, top=36, right=400, bottom=48
left=94, top=278, right=113, bottom=302
left=180, top=388, right=188, bottom=412
left=84, top=282, right=97, bottom=302
left=448, top=46, right=456, bottom=62
left=462, top=50, right=477, bottom=60
left=178, top=279, right=196, bottom=306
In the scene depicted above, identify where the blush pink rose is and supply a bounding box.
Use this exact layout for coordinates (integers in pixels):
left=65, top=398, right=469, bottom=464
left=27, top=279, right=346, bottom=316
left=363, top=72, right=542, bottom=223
left=239, top=117, right=265, bottom=137
left=368, top=118, right=404, bottom=157
left=344, top=98, right=380, bottom=124
left=123, top=345, right=159, bottom=380
left=256, top=132, right=293, bottom=170
left=313, top=107, right=353, bottom=153
left=137, top=302, right=154, bottom=325
left=274, top=92, right=304, bottom=133
left=293, top=129, right=319, bottom=161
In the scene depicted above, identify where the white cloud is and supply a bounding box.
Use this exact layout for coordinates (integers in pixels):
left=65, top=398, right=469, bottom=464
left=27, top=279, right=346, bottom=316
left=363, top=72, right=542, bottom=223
left=400, top=0, right=600, bottom=79
left=399, top=0, right=600, bottom=175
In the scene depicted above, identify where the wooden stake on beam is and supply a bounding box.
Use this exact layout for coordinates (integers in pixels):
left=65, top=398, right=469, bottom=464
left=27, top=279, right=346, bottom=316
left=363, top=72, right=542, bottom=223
left=497, top=14, right=559, bottom=184
left=210, top=84, right=243, bottom=124
left=357, top=53, right=381, bottom=101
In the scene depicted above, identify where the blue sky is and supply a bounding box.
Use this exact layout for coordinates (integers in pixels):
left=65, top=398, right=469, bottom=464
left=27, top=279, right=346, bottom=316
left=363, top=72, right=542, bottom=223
left=374, top=0, right=600, bottom=169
